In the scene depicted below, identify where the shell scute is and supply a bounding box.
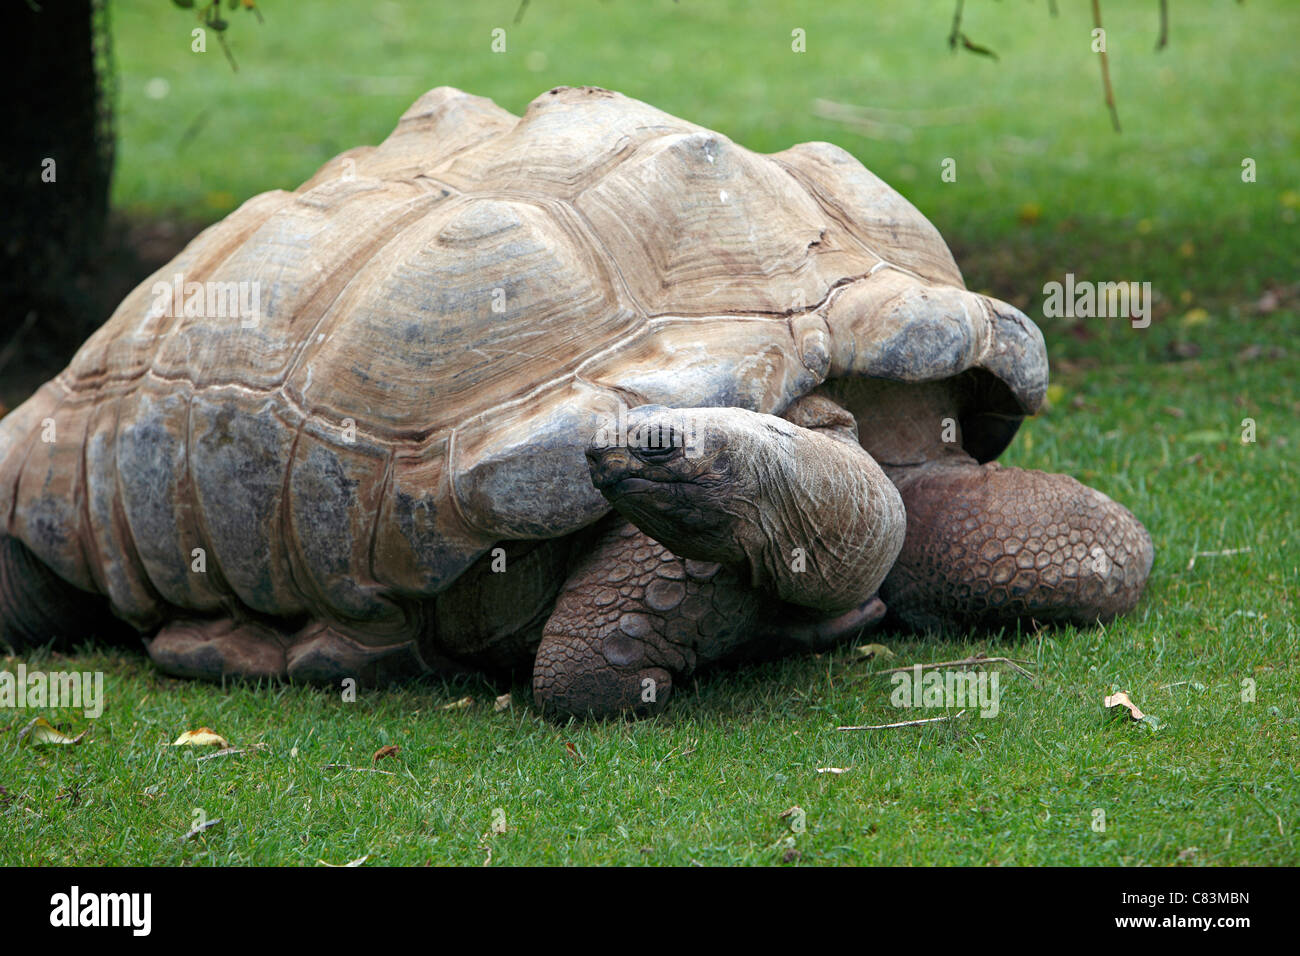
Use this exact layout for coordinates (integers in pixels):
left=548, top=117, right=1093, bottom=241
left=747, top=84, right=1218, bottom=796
left=576, top=131, right=875, bottom=315
left=436, top=85, right=696, bottom=198
left=773, top=141, right=963, bottom=288
left=289, top=195, right=638, bottom=437
left=186, top=390, right=304, bottom=617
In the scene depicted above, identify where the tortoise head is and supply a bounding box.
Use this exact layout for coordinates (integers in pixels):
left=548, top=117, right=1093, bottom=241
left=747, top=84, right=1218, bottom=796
left=586, top=405, right=745, bottom=563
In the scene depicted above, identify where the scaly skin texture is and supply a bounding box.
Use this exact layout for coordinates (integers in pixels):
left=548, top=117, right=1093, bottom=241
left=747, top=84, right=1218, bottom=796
left=882, top=460, right=1154, bottom=630
left=533, top=517, right=767, bottom=718
left=1, top=381, right=1155, bottom=719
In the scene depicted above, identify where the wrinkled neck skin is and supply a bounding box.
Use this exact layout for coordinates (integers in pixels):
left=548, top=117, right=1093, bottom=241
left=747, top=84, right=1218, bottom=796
left=815, top=378, right=978, bottom=484
left=720, top=413, right=903, bottom=613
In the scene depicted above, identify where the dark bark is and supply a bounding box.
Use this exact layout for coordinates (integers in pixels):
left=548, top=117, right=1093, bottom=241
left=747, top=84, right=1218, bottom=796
left=1, top=0, right=115, bottom=345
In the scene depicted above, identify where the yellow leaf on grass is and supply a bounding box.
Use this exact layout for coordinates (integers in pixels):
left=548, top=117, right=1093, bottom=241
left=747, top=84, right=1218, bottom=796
left=855, top=643, right=895, bottom=661
left=18, top=718, right=89, bottom=746
left=1103, top=691, right=1144, bottom=720
left=172, top=727, right=230, bottom=747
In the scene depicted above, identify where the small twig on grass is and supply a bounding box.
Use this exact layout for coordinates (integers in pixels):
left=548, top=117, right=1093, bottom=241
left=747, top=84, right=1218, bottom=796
left=321, top=764, right=396, bottom=776
left=869, top=654, right=1037, bottom=682
left=1186, top=547, right=1251, bottom=571
left=838, top=710, right=966, bottom=731
left=197, top=747, right=247, bottom=762
left=182, top=818, right=221, bottom=841
left=1243, top=788, right=1289, bottom=842
left=653, top=746, right=696, bottom=772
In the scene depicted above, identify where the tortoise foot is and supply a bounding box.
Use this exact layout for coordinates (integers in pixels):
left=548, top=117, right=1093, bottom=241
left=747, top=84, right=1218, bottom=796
left=532, top=518, right=764, bottom=720
left=146, top=617, right=289, bottom=681
left=284, top=621, right=426, bottom=685
left=146, top=616, right=425, bottom=685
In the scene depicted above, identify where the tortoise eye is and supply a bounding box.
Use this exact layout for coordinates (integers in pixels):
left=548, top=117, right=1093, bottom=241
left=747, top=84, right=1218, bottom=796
left=637, top=439, right=681, bottom=462
left=635, top=424, right=683, bottom=461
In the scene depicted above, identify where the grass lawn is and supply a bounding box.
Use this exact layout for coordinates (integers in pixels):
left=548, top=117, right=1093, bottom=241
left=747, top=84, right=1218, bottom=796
left=1, top=0, right=1296, bottom=865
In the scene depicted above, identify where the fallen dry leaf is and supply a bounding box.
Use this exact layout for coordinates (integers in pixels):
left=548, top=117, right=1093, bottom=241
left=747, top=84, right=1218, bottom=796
left=372, top=745, right=400, bottom=763
left=494, top=693, right=512, bottom=712
left=172, top=727, right=230, bottom=747
left=564, top=741, right=582, bottom=761
left=1104, top=691, right=1145, bottom=721
left=816, top=767, right=850, bottom=775
left=319, top=855, right=369, bottom=867
left=440, top=696, right=474, bottom=711
left=17, top=718, right=89, bottom=746
left=778, top=806, right=804, bottom=820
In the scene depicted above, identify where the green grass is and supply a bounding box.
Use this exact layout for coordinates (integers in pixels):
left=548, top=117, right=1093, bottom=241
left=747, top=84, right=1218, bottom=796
left=2, top=0, right=1296, bottom=864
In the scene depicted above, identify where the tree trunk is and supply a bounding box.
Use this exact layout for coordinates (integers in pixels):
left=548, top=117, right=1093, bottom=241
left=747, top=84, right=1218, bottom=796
left=1, top=0, right=115, bottom=344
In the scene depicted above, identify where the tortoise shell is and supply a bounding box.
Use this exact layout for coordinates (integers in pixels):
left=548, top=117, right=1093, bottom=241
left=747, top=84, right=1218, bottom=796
left=0, top=85, right=1045, bottom=635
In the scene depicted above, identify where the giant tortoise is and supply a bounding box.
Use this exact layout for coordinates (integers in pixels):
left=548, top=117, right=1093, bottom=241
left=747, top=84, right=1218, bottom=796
left=0, top=86, right=1154, bottom=718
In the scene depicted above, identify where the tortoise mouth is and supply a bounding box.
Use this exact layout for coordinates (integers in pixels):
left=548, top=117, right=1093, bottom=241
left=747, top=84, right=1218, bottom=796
left=608, top=476, right=658, bottom=497
left=587, top=445, right=685, bottom=494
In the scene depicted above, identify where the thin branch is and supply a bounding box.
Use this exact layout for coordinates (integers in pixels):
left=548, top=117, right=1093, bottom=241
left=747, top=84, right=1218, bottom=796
left=196, top=747, right=248, bottom=762
left=1186, top=547, right=1252, bottom=571
left=1092, top=0, right=1121, bottom=131
left=321, top=764, right=396, bottom=776
left=869, top=655, right=1037, bottom=682
left=838, top=710, right=966, bottom=731
left=1155, top=0, right=1169, bottom=51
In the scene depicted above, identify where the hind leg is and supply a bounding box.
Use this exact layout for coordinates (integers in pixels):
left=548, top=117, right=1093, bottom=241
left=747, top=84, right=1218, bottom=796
left=883, top=460, right=1154, bottom=630
left=147, top=615, right=427, bottom=685
left=0, top=536, right=130, bottom=651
